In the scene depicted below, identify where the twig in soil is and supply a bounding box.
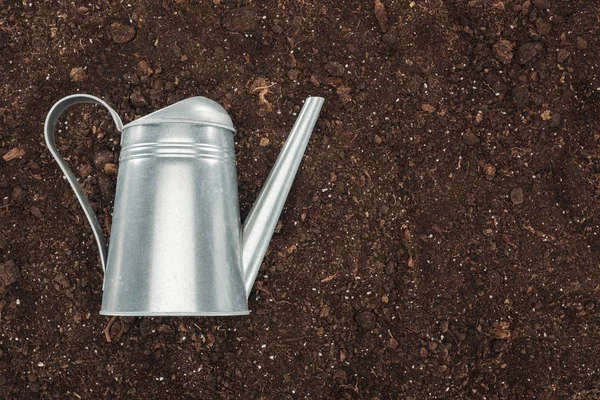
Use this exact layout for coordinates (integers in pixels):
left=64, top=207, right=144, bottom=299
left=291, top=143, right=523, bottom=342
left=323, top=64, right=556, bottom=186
left=255, top=282, right=293, bottom=305
left=104, top=316, right=117, bottom=342
left=251, top=82, right=276, bottom=112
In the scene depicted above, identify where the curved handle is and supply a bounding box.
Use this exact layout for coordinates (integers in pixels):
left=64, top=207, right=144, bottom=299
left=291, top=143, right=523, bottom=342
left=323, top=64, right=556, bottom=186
left=44, top=94, right=123, bottom=274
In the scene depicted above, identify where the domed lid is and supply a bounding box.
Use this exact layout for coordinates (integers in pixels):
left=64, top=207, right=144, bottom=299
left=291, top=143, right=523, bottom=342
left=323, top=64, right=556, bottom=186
left=123, top=96, right=235, bottom=132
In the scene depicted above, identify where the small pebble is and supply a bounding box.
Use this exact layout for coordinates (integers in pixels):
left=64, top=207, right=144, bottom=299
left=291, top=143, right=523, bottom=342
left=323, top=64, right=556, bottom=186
left=510, top=187, right=524, bottom=205
left=138, top=60, right=153, bottom=76
left=0, top=260, right=20, bottom=287
left=130, top=92, right=148, bottom=108
left=463, top=131, right=480, bottom=146
left=109, top=22, right=136, bottom=44
left=30, top=206, right=43, bottom=220
left=103, top=163, right=118, bottom=176
left=576, top=36, right=588, bottom=50
left=492, top=39, right=514, bottom=64
left=516, top=43, right=542, bottom=65
left=69, top=67, right=86, bottom=82
left=440, top=321, right=449, bottom=333
left=557, top=49, right=570, bottom=63
left=484, top=164, right=496, bottom=180
left=325, top=61, right=345, bottom=77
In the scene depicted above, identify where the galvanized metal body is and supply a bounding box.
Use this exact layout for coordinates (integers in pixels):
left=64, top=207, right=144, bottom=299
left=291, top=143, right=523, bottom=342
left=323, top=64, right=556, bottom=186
left=104, top=119, right=247, bottom=315
left=44, top=94, right=324, bottom=316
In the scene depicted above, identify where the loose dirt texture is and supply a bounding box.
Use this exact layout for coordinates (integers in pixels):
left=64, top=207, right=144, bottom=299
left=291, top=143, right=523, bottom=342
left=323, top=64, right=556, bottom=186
left=1, top=0, right=599, bottom=398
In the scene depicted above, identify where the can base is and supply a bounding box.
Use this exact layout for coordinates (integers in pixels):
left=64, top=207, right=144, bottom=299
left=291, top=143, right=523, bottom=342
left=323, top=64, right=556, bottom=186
left=100, top=310, right=250, bottom=316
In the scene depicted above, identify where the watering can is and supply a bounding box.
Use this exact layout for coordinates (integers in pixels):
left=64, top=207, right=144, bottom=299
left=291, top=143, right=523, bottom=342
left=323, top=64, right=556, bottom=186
left=44, top=94, right=323, bottom=316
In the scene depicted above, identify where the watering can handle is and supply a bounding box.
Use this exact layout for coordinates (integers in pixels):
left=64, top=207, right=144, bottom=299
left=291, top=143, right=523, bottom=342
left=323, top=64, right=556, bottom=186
left=44, top=94, right=123, bottom=274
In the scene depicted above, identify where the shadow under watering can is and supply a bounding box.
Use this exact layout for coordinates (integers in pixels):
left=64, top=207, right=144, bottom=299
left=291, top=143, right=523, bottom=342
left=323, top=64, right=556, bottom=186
left=44, top=94, right=324, bottom=316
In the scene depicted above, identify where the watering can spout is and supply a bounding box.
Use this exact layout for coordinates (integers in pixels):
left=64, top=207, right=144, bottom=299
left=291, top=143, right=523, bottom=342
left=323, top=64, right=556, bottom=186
left=242, top=97, right=324, bottom=297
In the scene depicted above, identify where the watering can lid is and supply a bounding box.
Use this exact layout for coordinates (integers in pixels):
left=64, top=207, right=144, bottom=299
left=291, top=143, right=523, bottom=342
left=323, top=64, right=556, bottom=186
left=123, top=96, right=235, bottom=132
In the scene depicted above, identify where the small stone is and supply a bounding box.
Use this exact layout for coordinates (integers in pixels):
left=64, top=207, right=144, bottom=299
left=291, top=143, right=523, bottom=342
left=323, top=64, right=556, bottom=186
left=30, top=206, right=43, bottom=220
left=325, top=61, right=345, bottom=77
left=0, top=261, right=20, bottom=287
left=2, top=148, right=25, bottom=162
left=109, top=22, right=136, bottom=44
left=259, top=137, right=270, bottom=147
left=222, top=6, right=258, bottom=31
left=406, top=76, right=421, bottom=95
left=11, top=186, right=25, bottom=203
left=440, top=321, right=449, bottom=333
left=355, top=311, right=376, bottom=330
left=535, top=19, right=551, bottom=36
left=428, top=341, right=438, bottom=351
left=130, top=92, right=148, bottom=108
left=541, top=110, right=552, bottom=121
left=421, top=104, right=436, bottom=113
left=336, top=86, right=352, bottom=105
left=492, top=39, right=514, bottom=64
left=484, top=164, right=496, bottom=180
left=137, top=60, right=153, bottom=76
left=103, top=163, right=118, bottom=176
left=557, top=48, right=570, bottom=63
left=54, top=273, right=70, bottom=288
left=333, top=369, right=347, bottom=383
left=419, top=347, right=428, bottom=357
left=463, top=131, right=480, bottom=146
left=373, top=0, right=389, bottom=33
left=510, top=187, right=524, bottom=205
left=374, top=134, right=383, bottom=145
left=69, top=67, right=86, bottom=82
left=516, top=43, right=542, bottom=65
left=576, top=37, right=588, bottom=50
left=380, top=204, right=389, bottom=215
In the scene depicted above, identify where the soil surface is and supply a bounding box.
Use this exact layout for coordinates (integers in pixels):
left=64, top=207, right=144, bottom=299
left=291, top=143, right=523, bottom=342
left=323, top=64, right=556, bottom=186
left=1, top=0, right=600, bottom=398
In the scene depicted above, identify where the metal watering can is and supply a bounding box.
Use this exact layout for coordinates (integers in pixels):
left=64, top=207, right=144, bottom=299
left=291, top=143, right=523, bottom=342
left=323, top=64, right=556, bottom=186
left=44, top=94, right=323, bottom=316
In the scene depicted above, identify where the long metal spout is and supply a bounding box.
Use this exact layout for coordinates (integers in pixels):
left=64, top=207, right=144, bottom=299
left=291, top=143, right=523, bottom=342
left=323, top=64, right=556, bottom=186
left=242, top=97, right=324, bottom=297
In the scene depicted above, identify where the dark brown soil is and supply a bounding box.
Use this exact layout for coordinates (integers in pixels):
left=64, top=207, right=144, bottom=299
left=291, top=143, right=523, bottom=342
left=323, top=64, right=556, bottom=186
left=1, top=0, right=600, bottom=398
